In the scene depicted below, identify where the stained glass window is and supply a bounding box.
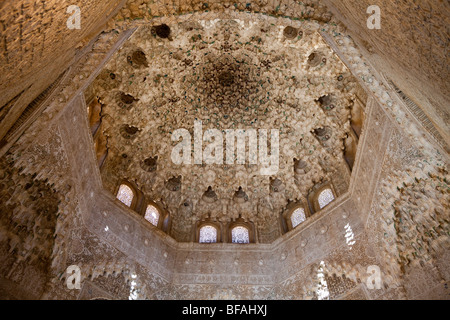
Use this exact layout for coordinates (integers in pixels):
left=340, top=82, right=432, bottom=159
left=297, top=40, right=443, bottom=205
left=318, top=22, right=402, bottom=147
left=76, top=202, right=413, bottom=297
left=144, top=204, right=160, bottom=227
left=318, top=188, right=335, bottom=209
left=231, top=226, right=249, bottom=244
left=116, top=184, right=134, bottom=207
left=199, top=225, right=217, bottom=243
left=291, top=207, right=306, bottom=228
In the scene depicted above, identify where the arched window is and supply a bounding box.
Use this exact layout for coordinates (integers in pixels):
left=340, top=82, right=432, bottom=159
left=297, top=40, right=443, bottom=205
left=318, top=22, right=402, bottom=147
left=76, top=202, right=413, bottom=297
left=231, top=226, right=250, bottom=244
left=116, top=184, right=134, bottom=207
left=144, top=204, right=160, bottom=227
left=318, top=188, right=335, bottom=209
left=290, top=207, right=306, bottom=228
left=199, top=225, right=218, bottom=243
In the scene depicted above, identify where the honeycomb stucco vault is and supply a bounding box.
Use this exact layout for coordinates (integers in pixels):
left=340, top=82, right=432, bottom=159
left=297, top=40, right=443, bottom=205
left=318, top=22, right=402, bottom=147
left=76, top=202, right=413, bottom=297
left=0, top=2, right=448, bottom=300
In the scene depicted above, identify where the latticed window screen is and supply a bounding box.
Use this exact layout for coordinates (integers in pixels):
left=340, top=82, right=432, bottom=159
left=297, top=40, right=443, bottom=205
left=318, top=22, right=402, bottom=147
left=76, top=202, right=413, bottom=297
left=318, top=188, right=335, bottom=209
left=116, top=184, right=134, bottom=207
left=231, top=226, right=249, bottom=244
left=199, top=225, right=217, bottom=243
left=291, top=207, right=306, bottom=228
left=144, top=204, right=160, bottom=227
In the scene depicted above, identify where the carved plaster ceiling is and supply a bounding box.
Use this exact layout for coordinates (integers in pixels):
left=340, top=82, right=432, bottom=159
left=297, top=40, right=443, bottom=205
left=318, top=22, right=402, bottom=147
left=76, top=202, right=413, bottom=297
left=90, top=16, right=363, bottom=242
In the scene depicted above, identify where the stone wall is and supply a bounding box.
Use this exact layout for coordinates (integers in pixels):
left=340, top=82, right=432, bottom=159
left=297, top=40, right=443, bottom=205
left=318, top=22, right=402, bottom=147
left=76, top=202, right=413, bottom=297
left=324, top=0, right=450, bottom=146
left=365, top=126, right=449, bottom=299
left=0, top=155, right=58, bottom=299
left=0, top=0, right=126, bottom=143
